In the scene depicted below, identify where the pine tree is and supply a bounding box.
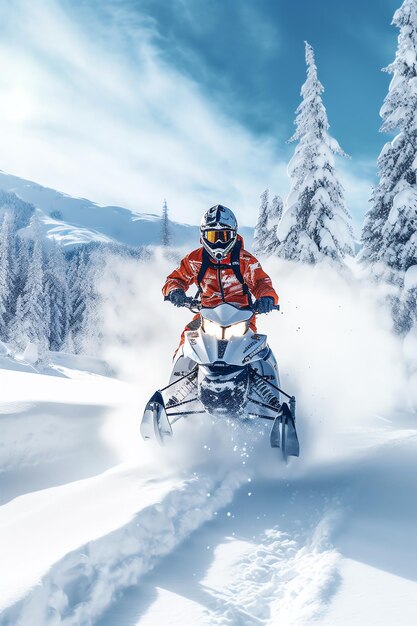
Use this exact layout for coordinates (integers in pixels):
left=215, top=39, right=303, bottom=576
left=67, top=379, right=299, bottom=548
left=67, top=250, right=88, bottom=353
left=0, top=212, right=16, bottom=338
left=19, top=215, right=49, bottom=353
left=62, top=329, right=75, bottom=354
left=9, top=294, right=25, bottom=349
left=161, top=198, right=170, bottom=247
left=265, top=195, right=284, bottom=255
left=361, top=0, right=417, bottom=296
left=277, top=42, right=354, bottom=264
left=79, top=248, right=105, bottom=355
left=8, top=234, right=30, bottom=348
left=0, top=191, right=34, bottom=228
left=46, top=243, right=70, bottom=351
left=253, top=189, right=269, bottom=256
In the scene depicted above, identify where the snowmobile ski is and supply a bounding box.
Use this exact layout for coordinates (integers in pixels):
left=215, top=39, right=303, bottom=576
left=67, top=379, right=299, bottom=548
left=280, top=402, right=299, bottom=460
left=270, top=402, right=299, bottom=460
left=270, top=415, right=281, bottom=448
left=141, top=391, right=172, bottom=445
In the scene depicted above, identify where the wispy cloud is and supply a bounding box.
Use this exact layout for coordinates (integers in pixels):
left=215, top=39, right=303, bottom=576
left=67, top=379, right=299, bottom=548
left=0, top=0, right=373, bottom=228
left=0, top=0, right=289, bottom=225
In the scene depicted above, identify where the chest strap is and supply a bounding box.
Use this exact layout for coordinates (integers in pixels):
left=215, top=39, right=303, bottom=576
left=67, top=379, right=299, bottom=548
left=197, top=240, right=252, bottom=306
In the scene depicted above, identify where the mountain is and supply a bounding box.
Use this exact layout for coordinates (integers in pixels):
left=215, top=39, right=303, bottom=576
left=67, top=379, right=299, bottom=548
left=0, top=171, right=254, bottom=250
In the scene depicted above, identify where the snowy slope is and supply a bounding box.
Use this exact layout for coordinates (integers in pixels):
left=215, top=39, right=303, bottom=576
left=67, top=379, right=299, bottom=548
left=0, top=257, right=416, bottom=625
left=0, top=171, right=254, bottom=250
left=0, top=358, right=416, bottom=626
left=0, top=354, right=247, bottom=625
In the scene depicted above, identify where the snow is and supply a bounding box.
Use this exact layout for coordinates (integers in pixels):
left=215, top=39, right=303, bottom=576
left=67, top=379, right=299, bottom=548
left=391, top=187, right=417, bottom=217
left=403, top=325, right=417, bottom=371
left=0, top=254, right=416, bottom=626
left=387, top=204, right=399, bottom=225
left=0, top=352, right=124, bottom=503
left=1, top=467, right=243, bottom=624
left=31, top=211, right=115, bottom=249
left=312, top=186, right=331, bottom=206
left=404, top=264, right=417, bottom=289
left=319, top=559, right=417, bottom=626
left=0, top=170, right=254, bottom=250
left=319, top=228, right=337, bottom=251
left=403, top=47, right=417, bottom=69
left=276, top=204, right=297, bottom=241
left=22, top=342, right=38, bottom=364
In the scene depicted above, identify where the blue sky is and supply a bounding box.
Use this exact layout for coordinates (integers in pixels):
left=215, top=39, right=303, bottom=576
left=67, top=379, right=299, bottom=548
left=0, top=0, right=402, bottom=231
left=126, top=0, right=398, bottom=156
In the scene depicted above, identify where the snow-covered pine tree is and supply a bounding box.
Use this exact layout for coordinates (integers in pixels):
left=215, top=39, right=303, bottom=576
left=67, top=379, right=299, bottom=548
left=20, top=216, right=50, bottom=353
left=8, top=235, right=30, bottom=349
left=47, top=243, right=70, bottom=351
left=396, top=271, right=417, bottom=333
left=9, top=294, right=25, bottom=349
left=360, top=0, right=417, bottom=319
left=265, top=194, right=284, bottom=255
left=67, top=249, right=88, bottom=353
left=12, top=234, right=30, bottom=303
left=277, top=42, right=354, bottom=264
left=253, top=189, right=269, bottom=256
left=0, top=212, right=16, bottom=338
left=79, top=247, right=105, bottom=355
left=161, top=198, right=170, bottom=247
left=0, top=191, right=34, bottom=228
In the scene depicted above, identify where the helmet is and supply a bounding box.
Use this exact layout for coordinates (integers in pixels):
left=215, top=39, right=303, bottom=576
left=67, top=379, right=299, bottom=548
left=200, top=205, right=238, bottom=261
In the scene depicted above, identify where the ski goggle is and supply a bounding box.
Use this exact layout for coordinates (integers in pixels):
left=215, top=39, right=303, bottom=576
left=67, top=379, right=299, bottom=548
left=203, top=229, right=235, bottom=244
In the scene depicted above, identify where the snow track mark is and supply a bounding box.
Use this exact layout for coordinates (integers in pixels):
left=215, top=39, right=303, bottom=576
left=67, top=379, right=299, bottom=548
left=0, top=470, right=246, bottom=626
left=204, top=512, right=340, bottom=626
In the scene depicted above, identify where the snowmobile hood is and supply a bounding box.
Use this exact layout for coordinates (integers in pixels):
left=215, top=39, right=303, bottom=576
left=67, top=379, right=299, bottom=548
left=201, top=303, right=252, bottom=326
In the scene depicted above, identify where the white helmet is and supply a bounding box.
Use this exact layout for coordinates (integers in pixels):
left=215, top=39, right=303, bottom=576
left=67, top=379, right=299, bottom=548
left=200, top=205, right=238, bottom=261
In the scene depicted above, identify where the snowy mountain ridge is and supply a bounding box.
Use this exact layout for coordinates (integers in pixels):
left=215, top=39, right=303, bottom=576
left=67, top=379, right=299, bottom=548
left=0, top=171, right=254, bottom=250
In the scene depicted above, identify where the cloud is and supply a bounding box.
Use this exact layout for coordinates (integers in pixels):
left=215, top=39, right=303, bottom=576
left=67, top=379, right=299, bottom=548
left=0, top=0, right=374, bottom=230
left=0, top=0, right=289, bottom=226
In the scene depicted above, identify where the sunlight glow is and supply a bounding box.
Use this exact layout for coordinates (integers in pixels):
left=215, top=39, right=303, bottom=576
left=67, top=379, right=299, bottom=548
left=0, top=89, right=33, bottom=123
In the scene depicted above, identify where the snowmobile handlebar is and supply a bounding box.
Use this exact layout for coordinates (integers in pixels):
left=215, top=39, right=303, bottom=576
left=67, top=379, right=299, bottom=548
left=173, top=296, right=280, bottom=314
left=182, top=297, right=203, bottom=311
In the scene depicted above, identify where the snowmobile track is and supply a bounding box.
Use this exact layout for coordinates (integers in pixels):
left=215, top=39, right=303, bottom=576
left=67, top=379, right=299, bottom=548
left=0, top=470, right=245, bottom=626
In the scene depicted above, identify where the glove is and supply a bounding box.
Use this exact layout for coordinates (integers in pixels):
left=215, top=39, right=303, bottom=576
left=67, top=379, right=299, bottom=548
left=169, top=289, right=187, bottom=307
left=256, top=296, right=274, bottom=314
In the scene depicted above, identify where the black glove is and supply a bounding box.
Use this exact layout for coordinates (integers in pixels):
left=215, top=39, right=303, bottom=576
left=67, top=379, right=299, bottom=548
left=256, top=296, right=274, bottom=314
left=169, top=289, right=187, bottom=307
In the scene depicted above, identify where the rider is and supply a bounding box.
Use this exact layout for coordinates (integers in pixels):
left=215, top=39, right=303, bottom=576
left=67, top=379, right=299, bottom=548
left=162, top=204, right=279, bottom=351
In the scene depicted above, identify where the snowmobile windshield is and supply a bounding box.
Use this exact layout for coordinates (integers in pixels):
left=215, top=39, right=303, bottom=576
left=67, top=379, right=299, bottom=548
left=201, top=303, right=253, bottom=326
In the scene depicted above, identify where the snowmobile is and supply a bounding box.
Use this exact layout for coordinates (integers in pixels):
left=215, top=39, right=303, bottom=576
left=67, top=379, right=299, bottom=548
left=140, top=298, right=299, bottom=461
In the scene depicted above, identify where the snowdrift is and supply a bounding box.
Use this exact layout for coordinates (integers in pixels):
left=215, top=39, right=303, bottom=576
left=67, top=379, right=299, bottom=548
left=0, top=468, right=244, bottom=626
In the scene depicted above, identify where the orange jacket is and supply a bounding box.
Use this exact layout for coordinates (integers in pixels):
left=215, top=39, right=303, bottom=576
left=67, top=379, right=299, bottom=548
left=162, top=236, right=279, bottom=308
